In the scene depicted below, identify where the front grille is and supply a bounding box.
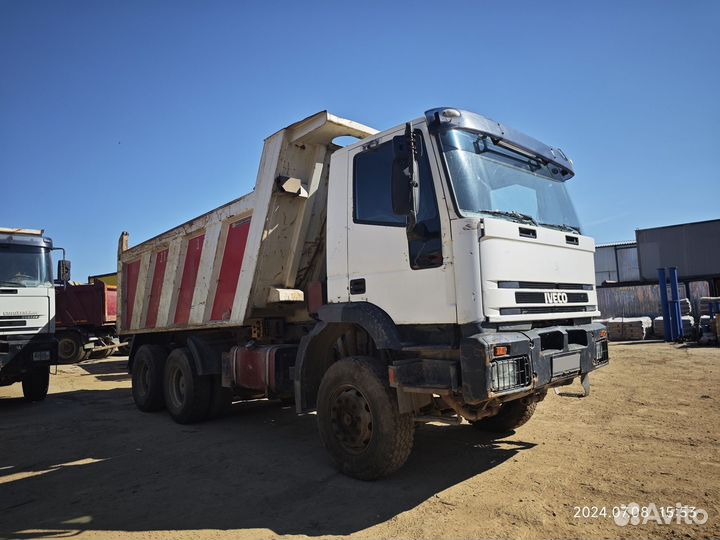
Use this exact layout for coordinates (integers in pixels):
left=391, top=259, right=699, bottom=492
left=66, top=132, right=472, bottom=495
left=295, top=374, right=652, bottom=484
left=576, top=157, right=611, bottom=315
left=490, top=355, right=532, bottom=392
left=0, top=320, right=26, bottom=327
left=500, top=306, right=596, bottom=315
left=498, top=281, right=593, bottom=290
left=515, top=292, right=589, bottom=304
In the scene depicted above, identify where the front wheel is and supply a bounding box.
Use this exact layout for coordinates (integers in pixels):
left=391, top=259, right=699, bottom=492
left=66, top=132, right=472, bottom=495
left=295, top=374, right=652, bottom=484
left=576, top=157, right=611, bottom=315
left=22, top=366, right=50, bottom=402
left=472, top=396, right=537, bottom=433
left=316, top=356, right=414, bottom=480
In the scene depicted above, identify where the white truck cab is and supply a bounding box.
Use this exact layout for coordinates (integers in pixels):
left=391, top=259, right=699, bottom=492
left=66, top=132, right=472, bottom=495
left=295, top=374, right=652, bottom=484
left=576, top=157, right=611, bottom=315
left=328, top=108, right=598, bottom=325
left=0, top=228, right=62, bottom=401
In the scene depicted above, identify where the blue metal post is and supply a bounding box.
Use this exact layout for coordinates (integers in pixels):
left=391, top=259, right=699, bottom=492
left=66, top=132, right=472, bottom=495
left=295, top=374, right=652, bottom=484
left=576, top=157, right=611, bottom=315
left=658, top=268, right=672, bottom=341
left=669, top=267, right=683, bottom=340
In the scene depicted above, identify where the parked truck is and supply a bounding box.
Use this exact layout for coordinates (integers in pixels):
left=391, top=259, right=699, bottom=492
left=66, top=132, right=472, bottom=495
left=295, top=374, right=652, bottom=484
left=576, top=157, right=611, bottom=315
left=0, top=228, right=68, bottom=401
left=119, top=108, right=609, bottom=479
left=55, top=280, right=121, bottom=363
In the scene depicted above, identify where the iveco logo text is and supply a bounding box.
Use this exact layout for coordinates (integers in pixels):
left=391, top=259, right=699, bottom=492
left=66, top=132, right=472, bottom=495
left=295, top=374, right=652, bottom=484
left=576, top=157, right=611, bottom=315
left=544, top=292, right=568, bottom=304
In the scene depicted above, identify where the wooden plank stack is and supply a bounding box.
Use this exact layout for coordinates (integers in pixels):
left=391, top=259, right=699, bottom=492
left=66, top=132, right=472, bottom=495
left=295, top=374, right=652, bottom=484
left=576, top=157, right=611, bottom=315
left=653, top=315, right=695, bottom=339
left=607, top=317, right=652, bottom=341
left=700, top=297, right=720, bottom=316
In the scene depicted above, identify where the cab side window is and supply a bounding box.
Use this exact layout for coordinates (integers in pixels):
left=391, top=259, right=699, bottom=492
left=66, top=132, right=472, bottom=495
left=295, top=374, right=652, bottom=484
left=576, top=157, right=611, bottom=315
left=353, top=133, right=443, bottom=269
left=353, top=141, right=405, bottom=226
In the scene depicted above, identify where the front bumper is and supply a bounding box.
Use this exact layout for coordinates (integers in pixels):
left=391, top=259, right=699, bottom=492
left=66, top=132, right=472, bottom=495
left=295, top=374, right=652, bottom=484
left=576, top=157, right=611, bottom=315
left=0, top=333, right=58, bottom=383
left=390, top=323, right=609, bottom=404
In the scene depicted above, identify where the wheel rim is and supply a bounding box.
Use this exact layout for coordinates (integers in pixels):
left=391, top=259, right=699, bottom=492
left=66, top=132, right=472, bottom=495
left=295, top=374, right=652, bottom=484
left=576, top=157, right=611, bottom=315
left=329, top=384, right=373, bottom=454
left=168, top=364, right=187, bottom=409
left=59, top=338, right=77, bottom=360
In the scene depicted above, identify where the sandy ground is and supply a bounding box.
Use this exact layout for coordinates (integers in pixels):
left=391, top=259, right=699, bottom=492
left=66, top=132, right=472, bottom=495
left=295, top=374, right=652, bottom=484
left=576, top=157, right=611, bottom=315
left=0, top=342, right=718, bottom=540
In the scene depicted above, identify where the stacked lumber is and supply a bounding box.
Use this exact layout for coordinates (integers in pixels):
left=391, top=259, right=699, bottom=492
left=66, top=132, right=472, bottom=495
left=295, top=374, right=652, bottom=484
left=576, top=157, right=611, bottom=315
left=658, top=298, right=692, bottom=316
left=607, top=317, right=652, bottom=341
left=653, top=316, right=695, bottom=339
left=699, top=297, right=720, bottom=316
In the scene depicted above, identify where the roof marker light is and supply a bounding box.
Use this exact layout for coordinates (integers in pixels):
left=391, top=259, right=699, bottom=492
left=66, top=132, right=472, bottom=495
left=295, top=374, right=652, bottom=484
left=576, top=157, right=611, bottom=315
left=441, top=108, right=461, bottom=118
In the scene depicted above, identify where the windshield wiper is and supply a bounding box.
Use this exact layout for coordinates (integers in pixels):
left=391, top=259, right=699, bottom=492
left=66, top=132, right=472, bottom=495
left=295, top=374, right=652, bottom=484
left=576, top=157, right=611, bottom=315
left=481, top=210, right=538, bottom=226
left=538, top=222, right=580, bottom=234
left=0, top=280, right=26, bottom=287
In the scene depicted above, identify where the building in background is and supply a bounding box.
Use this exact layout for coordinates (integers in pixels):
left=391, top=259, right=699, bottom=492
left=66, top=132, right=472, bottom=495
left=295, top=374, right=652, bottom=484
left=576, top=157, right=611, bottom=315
left=594, top=219, right=719, bottom=319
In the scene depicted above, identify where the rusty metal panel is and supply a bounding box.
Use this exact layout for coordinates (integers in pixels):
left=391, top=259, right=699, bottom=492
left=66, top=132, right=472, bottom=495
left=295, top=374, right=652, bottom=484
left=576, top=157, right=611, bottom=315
left=637, top=219, right=720, bottom=281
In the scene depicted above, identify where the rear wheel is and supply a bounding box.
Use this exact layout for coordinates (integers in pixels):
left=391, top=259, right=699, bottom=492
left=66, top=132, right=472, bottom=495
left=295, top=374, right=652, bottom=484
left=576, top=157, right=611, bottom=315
left=164, top=347, right=212, bottom=424
left=131, top=344, right=168, bottom=412
left=472, top=397, right=537, bottom=432
left=57, top=332, right=86, bottom=363
left=317, top=356, right=414, bottom=480
left=22, top=366, right=50, bottom=402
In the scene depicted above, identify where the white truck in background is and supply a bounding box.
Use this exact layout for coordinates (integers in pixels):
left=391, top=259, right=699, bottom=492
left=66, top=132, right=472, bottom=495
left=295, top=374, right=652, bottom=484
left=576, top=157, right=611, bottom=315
left=0, top=228, right=69, bottom=401
left=119, top=108, right=609, bottom=479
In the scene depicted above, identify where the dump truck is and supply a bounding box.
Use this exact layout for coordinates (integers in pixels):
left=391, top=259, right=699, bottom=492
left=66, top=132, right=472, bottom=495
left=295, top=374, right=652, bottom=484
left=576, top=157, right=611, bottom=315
left=55, top=280, right=121, bottom=362
left=0, top=228, right=69, bottom=401
left=119, top=108, right=609, bottom=479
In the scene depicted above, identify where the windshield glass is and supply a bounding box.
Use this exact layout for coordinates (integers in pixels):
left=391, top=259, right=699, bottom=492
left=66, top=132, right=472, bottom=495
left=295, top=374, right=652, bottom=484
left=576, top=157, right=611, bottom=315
left=0, top=245, right=53, bottom=287
left=438, top=128, right=581, bottom=232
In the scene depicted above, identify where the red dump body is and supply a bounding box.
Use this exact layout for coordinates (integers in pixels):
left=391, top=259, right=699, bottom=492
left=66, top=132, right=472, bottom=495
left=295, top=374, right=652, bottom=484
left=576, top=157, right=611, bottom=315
left=56, top=282, right=117, bottom=329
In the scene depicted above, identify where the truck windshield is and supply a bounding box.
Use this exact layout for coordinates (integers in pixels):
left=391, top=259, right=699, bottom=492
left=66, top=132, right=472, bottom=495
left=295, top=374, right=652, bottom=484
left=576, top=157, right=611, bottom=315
left=438, top=128, right=582, bottom=233
left=0, top=245, right=53, bottom=287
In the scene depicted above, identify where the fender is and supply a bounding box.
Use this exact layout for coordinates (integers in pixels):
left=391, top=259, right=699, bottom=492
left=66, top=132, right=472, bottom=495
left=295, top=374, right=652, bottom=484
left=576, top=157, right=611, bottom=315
left=317, top=302, right=402, bottom=349
left=294, top=302, right=402, bottom=412
left=186, top=335, right=223, bottom=376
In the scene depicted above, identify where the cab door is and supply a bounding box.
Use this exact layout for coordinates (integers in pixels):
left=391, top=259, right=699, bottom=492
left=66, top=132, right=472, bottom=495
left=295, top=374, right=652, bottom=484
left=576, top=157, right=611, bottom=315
left=345, top=126, right=456, bottom=325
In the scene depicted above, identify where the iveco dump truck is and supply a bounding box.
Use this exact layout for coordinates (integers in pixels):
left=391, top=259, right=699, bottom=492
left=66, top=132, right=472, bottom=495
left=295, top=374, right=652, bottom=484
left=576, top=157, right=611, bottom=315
left=0, top=228, right=68, bottom=401
left=119, top=108, right=609, bottom=479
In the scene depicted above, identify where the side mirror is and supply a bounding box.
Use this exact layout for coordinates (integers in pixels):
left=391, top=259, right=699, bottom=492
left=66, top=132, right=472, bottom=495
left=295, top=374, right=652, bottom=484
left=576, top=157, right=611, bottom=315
left=57, top=259, right=71, bottom=282
left=391, top=123, right=420, bottom=221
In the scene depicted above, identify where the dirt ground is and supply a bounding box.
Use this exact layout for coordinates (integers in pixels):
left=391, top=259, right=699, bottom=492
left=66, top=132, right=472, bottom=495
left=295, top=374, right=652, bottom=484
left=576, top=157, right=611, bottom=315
left=0, top=342, right=718, bottom=540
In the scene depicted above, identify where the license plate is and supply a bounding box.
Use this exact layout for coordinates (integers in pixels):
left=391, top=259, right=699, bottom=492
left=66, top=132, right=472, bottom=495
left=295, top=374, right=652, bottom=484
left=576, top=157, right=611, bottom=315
left=552, top=352, right=580, bottom=376
left=33, top=350, right=50, bottom=362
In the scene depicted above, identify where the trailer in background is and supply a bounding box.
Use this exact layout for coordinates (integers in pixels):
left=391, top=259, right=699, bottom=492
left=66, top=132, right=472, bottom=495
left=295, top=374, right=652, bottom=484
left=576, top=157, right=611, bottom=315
left=55, top=280, right=123, bottom=362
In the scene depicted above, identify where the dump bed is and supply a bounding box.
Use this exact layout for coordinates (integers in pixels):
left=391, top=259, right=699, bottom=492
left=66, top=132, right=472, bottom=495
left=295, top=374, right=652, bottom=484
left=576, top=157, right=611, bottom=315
left=117, top=112, right=376, bottom=335
left=56, top=281, right=117, bottom=328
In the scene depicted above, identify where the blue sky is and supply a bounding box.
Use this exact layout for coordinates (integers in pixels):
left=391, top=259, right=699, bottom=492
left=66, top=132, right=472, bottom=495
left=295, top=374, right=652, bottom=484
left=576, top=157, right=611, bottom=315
left=1, top=0, right=718, bottom=281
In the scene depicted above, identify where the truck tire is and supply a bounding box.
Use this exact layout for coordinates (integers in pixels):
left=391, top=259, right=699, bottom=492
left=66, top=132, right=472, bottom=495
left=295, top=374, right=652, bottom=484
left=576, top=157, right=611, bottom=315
left=316, top=356, right=414, bottom=480
left=163, top=347, right=212, bottom=424
left=131, top=344, right=168, bottom=412
left=472, top=397, right=537, bottom=433
left=22, top=366, right=50, bottom=402
left=58, top=332, right=86, bottom=363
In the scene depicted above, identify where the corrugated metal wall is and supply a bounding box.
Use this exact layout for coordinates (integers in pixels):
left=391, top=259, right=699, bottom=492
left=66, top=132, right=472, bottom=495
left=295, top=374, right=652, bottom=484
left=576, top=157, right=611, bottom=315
left=597, top=281, right=710, bottom=318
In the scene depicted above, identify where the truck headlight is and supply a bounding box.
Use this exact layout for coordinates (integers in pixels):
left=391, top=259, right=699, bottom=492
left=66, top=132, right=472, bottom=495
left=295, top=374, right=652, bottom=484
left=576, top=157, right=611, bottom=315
left=490, top=356, right=531, bottom=392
